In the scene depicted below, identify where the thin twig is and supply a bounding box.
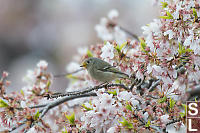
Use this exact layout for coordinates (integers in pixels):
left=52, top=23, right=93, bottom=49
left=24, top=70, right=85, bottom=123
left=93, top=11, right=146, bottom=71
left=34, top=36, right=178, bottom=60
left=40, top=93, right=97, bottom=118
left=119, top=26, right=139, bottom=41
left=46, top=83, right=130, bottom=99
left=163, top=119, right=181, bottom=133
left=166, top=119, right=181, bottom=126
left=10, top=120, right=26, bottom=132
left=10, top=93, right=97, bottom=133
left=29, top=104, right=47, bottom=109
left=16, top=103, right=48, bottom=110
left=149, top=79, right=161, bottom=92
left=53, top=68, right=84, bottom=78
left=150, top=125, right=162, bottom=132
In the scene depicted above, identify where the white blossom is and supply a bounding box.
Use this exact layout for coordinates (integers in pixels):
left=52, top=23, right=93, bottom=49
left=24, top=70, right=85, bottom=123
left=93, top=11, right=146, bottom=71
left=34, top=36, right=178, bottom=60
left=95, top=18, right=113, bottom=41
left=77, top=47, right=88, bottom=56
left=27, top=126, right=38, bottom=133
left=20, top=101, right=27, bottom=108
left=37, top=60, right=48, bottom=69
left=194, top=56, right=200, bottom=67
left=172, top=3, right=182, bottom=19
left=114, top=26, right=127, bottom=45
left=107, top=126, right=116, bottom=133
left=117, top=91, right=133, bottom=101
left=160, top=114, right=170, bottom=124
left=100, top=42, right=115, bottom=65
left=166, top=123, right=186, bottom=133
left=164, top=30, right=175, bottom=40
left=81, top=90, right=120, bottom=132
left=130, top=98, right=139, bottom=106
left=66, top=62, right=81, bottom=73
left=152, top=65, right=163, bottom=73
left=143, top=112, right=149, bottom=122
left=95, top=10, right=127, bottom=44
left=147, top=64, right=153, bottom=74
left=141, top=19, right=162, bottom=51
left=107, top=9, right=119, bottom=20
left=22, top=70, right=37, bottom=86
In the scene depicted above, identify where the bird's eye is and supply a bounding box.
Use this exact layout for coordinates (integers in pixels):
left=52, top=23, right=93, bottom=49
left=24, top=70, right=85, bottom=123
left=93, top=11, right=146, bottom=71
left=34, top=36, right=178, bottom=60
left=86, top=60, right=90, bottom=64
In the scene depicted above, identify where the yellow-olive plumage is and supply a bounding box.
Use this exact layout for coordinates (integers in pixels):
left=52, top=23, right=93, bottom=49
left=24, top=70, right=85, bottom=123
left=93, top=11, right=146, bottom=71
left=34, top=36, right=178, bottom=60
left=80, top=57, right=129, bottom=82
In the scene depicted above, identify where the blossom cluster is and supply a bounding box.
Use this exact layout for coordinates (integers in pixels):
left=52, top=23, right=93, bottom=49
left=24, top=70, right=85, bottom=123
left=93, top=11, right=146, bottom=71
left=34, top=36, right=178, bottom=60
left=95, top=9, right=127, bottom=45
left=0, top=61, right=54, bottom=132
left=64, top=0, right=200, bottom=132
left=0, top=0, right=200, bottom=132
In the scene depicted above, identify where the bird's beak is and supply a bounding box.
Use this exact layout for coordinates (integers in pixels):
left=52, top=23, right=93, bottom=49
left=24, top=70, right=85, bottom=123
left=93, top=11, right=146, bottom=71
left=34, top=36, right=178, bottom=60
left=80, top=62, right=87, bottom=68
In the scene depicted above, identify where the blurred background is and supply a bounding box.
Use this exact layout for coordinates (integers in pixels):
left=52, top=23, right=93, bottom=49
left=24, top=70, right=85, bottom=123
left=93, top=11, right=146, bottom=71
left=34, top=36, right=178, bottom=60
left=0, top=0, right=159, bottom=92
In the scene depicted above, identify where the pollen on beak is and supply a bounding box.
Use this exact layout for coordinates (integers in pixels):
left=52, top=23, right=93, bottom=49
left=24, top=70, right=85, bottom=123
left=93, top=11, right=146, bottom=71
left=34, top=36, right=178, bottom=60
left=80, top=62, right=87, bottom=68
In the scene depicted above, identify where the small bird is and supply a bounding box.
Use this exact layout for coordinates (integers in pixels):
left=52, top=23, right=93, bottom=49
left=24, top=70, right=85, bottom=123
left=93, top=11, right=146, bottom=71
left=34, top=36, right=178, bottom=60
left=80, top=57, right=129, bottom=82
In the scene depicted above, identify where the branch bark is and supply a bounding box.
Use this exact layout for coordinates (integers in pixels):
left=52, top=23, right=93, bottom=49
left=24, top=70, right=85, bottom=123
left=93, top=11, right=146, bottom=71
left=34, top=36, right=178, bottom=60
left=40, top=92, right=97, bottom=118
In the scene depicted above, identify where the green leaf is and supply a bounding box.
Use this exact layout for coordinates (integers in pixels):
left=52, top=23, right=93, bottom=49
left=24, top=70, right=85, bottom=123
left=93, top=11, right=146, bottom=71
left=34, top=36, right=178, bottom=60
left=161, top=2, right=168, bottom=9
left=62, top=126, right=68, bottom=133
left=160, top=11, right=173, bottom=19
left=179, top=104, right=187, bottom=118
left=118, top=117, right=133, bottom=129
left=145, top=120, right=151, bottom=127
left=139, top=38, right=147, bottom=53
left=20, top=89, right=24, bottom=96
left=178, top=43, right=192, bottom=55
left=65, top=112, right=75, bottom=125
left=182, top=104, right=187, bottom=112
left=125, top=101, right=133, bottom=111
left=158, top=96, right=167, bottom=103
left=115, top=79, right=121, bottom=84
left=107, top=90, right=117, bottom=96
left=81, top=104, right=93, bottom=111
left=195, top=98, right=198, bottom=102
left=126, top=104, right=132, bottom=111
left=87, top=50, right=93, bottom=57
left=33, top=110, right=40, bottom=120
left=166, top=11, right=173, bottom=19
left=180, top=112, right=185, bottom=118
left=169, top=97, right=175, bottom=109
left=47, top=80, right=51, bottom=88
left=160, top=16, right=171, bottom=19
left=192, top=8, right=198, bottom=20
left=120, top=41, right=127, bottom=51
left=178, top=43, right=184, bottom=55
left=66, top=74, right=78, bottom=80
left=115, top=44, right=121, bottom=53
left=115, top=42, right=127, bottom=54
left=0, top=99, right=9, bottom=108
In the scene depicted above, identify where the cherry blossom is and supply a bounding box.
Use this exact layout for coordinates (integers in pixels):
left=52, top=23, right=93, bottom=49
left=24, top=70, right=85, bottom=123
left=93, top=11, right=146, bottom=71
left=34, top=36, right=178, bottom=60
left=95, top=9, right=127, bottom=45
left=1, top=0, right=200, bottom=132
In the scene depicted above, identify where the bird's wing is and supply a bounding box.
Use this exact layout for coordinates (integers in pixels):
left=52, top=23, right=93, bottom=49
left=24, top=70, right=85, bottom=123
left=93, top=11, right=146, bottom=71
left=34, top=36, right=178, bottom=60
left=98, top=66, right=128, bottom=77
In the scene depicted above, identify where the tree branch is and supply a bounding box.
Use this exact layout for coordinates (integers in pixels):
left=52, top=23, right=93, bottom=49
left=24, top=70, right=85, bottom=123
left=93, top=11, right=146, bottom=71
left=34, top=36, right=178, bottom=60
left=46, top=83, right=130, bottom=99
left=40, top=92, right=97, bottom=118
left=10, top=93, right=97, bottom=132
left=119, top=26, right=139, bottom=41
left=53, top=68, right=84, bottom=78
left=148, top=79, right=161, bottom=92
left=166, top=119, right=181, bottom=126
left=163, top=119, right=181, bottom=133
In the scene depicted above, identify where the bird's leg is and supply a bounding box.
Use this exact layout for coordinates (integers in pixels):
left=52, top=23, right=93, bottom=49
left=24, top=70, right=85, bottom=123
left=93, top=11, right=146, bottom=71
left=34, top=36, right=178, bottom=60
left=98, top=82, right=109, bottom=89
left=104, top=82, right=109, bottom=89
